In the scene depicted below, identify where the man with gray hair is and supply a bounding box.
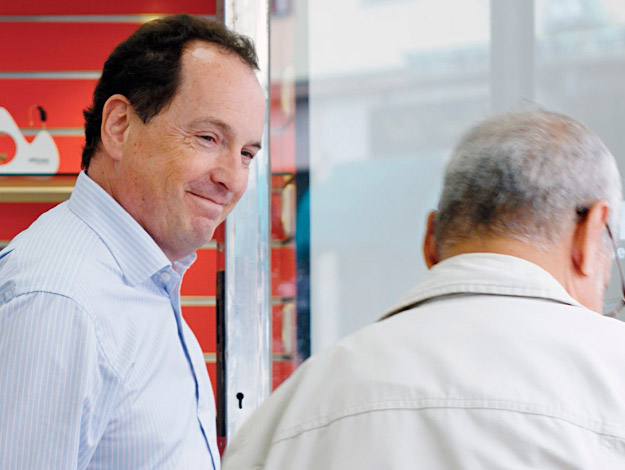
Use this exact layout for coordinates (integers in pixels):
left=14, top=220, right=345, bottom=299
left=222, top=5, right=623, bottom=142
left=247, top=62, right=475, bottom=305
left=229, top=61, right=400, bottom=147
left=224, top=109, right=625, bottom=469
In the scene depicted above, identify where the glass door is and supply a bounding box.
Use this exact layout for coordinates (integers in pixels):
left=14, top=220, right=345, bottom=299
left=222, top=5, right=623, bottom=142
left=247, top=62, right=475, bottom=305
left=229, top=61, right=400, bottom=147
left=268, top=0, right=625, bottom=359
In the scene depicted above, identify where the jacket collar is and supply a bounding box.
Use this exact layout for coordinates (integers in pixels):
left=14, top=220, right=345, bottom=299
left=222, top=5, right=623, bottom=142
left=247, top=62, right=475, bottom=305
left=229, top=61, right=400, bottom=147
left=382, top=253, right=583, bottom=319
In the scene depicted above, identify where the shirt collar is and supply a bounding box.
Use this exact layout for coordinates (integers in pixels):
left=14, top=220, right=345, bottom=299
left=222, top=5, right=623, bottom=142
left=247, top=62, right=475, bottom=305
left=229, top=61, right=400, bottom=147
left=382, top=252, right=583, bottom=319
left=68, top=171, right=196, bottom=286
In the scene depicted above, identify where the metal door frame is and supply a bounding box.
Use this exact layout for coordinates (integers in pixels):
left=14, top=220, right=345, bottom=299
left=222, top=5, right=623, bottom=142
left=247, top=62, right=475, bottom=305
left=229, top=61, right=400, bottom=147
left=218, top=0, right=272, bottom=445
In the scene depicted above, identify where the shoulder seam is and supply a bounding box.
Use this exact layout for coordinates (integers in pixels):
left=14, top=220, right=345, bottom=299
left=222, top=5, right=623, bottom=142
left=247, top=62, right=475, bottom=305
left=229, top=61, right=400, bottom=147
left=2, top=290, right=124, bottom=382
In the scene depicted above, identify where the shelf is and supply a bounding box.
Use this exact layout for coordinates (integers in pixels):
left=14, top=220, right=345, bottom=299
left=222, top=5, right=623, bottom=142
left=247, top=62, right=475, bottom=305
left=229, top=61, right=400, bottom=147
left=0, top=175, right=77, bottom=202
left=203, top=352, right=295, bottom=364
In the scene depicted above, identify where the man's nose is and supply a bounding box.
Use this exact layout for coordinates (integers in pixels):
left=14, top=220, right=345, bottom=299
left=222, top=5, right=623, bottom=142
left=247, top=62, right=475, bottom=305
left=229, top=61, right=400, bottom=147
left=210, top=148, right=248, bottom=194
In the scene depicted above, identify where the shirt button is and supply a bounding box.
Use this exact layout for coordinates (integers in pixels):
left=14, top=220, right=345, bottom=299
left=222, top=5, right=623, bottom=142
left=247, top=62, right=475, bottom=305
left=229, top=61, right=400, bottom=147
left=161, top=272, right=171, bottom=282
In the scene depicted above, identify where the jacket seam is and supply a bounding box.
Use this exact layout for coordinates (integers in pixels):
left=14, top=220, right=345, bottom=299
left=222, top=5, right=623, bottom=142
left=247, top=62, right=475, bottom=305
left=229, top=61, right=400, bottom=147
left=273, top=398, right=625, bottom=444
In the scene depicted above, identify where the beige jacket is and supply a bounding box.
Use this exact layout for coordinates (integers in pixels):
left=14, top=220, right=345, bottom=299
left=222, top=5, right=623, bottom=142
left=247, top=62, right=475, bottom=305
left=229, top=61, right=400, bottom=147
left=224, top=253, right=625, bottom=469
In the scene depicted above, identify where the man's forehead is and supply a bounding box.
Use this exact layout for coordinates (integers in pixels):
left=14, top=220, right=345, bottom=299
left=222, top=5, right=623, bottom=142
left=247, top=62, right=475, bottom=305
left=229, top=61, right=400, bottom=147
left=173, top=40, right=265, bottom=139
left=178, top=40, right=260, bottom=88
left=181, top=40, right=253, bottom=72
left=183, top=40, right=222, bottom=63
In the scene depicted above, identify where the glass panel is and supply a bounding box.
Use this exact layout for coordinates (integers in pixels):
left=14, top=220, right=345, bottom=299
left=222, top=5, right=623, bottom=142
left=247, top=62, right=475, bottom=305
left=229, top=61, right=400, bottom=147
left=305, top=0, right=491, bottom=352
left=270, top=0, right=491, bottom=355
left=269, top=0, right=310, bottom=387
left=270, top=0, right=625, bottom=369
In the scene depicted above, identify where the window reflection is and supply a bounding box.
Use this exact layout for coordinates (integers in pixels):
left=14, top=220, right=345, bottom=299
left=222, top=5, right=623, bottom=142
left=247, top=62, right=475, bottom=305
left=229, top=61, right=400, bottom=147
left=269, top=0, right=625, bottom=362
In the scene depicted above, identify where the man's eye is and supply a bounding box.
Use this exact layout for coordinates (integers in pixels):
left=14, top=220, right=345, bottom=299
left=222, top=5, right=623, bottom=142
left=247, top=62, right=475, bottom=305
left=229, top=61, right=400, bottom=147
left=200, top=135, right=216, bottom=142
left=241, top=151, right=256, bottom=164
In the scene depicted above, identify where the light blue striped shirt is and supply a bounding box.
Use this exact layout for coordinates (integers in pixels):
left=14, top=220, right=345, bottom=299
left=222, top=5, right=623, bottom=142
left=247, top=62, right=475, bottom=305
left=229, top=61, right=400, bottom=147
left=0, top=171, right=219, bottom=469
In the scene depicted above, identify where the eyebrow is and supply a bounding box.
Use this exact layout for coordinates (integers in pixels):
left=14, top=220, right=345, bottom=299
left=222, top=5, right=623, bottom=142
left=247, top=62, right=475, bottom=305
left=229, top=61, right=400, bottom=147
left=191, top=118, right=262, bottom=150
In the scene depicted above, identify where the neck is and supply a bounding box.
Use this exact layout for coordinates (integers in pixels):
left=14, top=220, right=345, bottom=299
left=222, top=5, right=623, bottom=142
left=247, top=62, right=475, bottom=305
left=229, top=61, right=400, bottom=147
left=84, top=155, right=115, bottom=196
left=438, top=233, right=606, bottom=313
left=441, top=234, right=571, bottom=289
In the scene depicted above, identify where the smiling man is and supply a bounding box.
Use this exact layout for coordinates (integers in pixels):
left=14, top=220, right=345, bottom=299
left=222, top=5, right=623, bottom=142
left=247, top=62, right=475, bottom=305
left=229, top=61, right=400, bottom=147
left=0, top=14, right=265, bottom=470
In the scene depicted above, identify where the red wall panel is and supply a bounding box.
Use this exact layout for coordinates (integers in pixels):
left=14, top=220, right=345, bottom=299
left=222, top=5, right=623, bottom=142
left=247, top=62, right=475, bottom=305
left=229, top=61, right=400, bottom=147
left=182, top=305, right=216, bottom=353
left=0, top=202, right=58, bottom=239
left=181, top=248, right=218, bottom=296
left=0, top=80, right=96, bottom=128
left=270, top=82, right=296, bottom=173
left=269, top=123, right=295, bottom=174
left=272, top=361, right=297, bottom=390
left=0, top=1, right=216, bottom=15
left=53, top=137, right=85, bottom=174
left=271, top=247, right=296, bottom=298
left=1, top=23, right=141, bottom=72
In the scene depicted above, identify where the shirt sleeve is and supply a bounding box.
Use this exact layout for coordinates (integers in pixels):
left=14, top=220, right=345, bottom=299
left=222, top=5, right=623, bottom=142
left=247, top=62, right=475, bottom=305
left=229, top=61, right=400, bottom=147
left=0, top=292, right=119, bottom=469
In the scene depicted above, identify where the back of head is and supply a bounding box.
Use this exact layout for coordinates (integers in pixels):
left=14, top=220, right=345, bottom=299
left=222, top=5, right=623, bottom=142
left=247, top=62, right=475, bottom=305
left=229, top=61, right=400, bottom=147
left=435, top=108, right=622, bottom=254
left=82, top=13, right=258, bottom=170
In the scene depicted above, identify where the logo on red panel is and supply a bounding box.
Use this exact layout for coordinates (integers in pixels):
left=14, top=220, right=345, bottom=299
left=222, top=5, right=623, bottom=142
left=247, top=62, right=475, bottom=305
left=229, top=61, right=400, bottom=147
left=0, top=107, right=59, bottom=174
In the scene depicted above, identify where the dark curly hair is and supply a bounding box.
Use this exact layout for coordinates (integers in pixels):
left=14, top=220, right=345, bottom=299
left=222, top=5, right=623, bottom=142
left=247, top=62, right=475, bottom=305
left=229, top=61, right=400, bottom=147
left=81, top=13, right=258, bottom=169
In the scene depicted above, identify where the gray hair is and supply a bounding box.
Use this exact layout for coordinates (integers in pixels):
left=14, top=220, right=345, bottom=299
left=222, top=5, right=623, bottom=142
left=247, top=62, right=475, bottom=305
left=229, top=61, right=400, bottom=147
left=435, top=108, right=622, bottom=253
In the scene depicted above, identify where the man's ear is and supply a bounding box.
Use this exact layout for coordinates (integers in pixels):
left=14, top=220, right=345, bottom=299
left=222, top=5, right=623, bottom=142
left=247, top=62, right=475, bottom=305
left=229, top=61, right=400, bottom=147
left=100, top=94, right=132, bottom=161
left=423, top=210, right=441, bottom=269
left=571, top=200, right=610, bottom=277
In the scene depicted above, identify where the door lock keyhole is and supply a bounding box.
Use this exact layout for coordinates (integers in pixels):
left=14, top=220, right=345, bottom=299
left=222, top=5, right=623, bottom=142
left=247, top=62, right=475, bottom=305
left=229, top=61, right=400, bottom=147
left=236, top=392, right=244, bottom=409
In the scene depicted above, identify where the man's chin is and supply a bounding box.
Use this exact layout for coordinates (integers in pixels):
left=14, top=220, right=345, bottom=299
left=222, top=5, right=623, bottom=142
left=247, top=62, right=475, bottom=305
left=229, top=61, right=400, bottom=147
left=194, top=223, right=219, bottom=246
